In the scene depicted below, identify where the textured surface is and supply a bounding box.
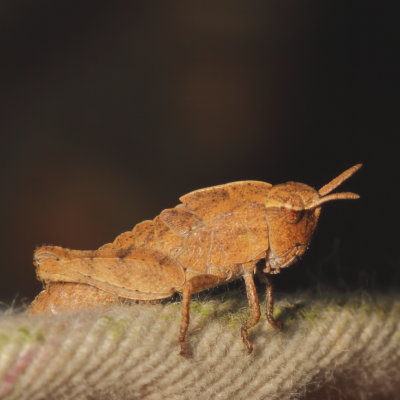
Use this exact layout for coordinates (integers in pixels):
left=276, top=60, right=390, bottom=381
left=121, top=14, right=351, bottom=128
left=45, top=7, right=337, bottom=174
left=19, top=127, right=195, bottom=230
left=1, top=291, right=399, bottom=400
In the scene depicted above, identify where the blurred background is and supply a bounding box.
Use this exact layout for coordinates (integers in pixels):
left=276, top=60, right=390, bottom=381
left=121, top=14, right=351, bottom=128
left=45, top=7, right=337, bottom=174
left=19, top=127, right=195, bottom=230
left=0, top=1, right=398, bottom=305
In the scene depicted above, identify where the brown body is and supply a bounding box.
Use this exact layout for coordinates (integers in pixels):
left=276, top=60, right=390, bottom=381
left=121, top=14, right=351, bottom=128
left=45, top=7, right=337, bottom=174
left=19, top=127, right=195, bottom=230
left=32, top=164, right=362, bottom=355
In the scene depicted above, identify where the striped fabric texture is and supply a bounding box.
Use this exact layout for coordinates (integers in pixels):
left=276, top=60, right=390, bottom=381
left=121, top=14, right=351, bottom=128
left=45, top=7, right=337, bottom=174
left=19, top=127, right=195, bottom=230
left=0, top=291, right=399, bottom=400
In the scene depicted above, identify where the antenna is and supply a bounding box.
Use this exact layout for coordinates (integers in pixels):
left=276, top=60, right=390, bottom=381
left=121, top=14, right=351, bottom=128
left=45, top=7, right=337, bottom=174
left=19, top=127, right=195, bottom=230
left=318, top=164, right=362, bottom=196
left=308, top=192, right=360, bottom=209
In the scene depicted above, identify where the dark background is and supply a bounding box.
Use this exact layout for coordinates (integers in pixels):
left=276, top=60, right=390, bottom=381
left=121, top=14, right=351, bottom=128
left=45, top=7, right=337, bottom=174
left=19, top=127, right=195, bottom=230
left=0, top=1, right=398, bottom=305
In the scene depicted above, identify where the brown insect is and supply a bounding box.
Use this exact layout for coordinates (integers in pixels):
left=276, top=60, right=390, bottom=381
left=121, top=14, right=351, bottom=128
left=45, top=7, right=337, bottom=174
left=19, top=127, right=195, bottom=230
left=33, top=164, right=361, bottom=355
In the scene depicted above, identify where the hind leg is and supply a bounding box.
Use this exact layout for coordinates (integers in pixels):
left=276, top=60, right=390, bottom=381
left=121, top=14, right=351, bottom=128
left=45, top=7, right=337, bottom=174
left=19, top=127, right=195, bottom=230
left=178, top=275, right=224, bottom=356
left=241, top=272, right=261, bottom=353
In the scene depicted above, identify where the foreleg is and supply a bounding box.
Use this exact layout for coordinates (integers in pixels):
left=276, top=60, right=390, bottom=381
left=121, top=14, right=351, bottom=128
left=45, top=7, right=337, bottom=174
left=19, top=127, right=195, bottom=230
left=256, top=271, right=282, bottom=329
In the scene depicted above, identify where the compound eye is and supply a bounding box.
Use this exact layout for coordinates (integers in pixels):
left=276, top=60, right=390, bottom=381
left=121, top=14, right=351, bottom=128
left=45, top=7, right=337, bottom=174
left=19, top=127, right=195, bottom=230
left=280, top=207, right=303, bottom=224
left=280, top=195, right=304, bottom=224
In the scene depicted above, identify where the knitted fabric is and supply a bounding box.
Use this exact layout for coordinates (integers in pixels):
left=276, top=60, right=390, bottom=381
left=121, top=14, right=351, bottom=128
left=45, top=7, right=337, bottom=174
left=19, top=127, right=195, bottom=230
left=0, top=291, right=399, bottom=400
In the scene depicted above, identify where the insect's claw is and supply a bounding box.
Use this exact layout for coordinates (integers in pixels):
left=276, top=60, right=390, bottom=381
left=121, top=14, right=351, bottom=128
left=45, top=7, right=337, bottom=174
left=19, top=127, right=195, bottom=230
left=179, top=342, right=187, bottom=357
left=267, top=315, right=283, bottom=329
left=241, top=327, right=254, bottom=354
left=274, top=320, right=283, bottom=330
